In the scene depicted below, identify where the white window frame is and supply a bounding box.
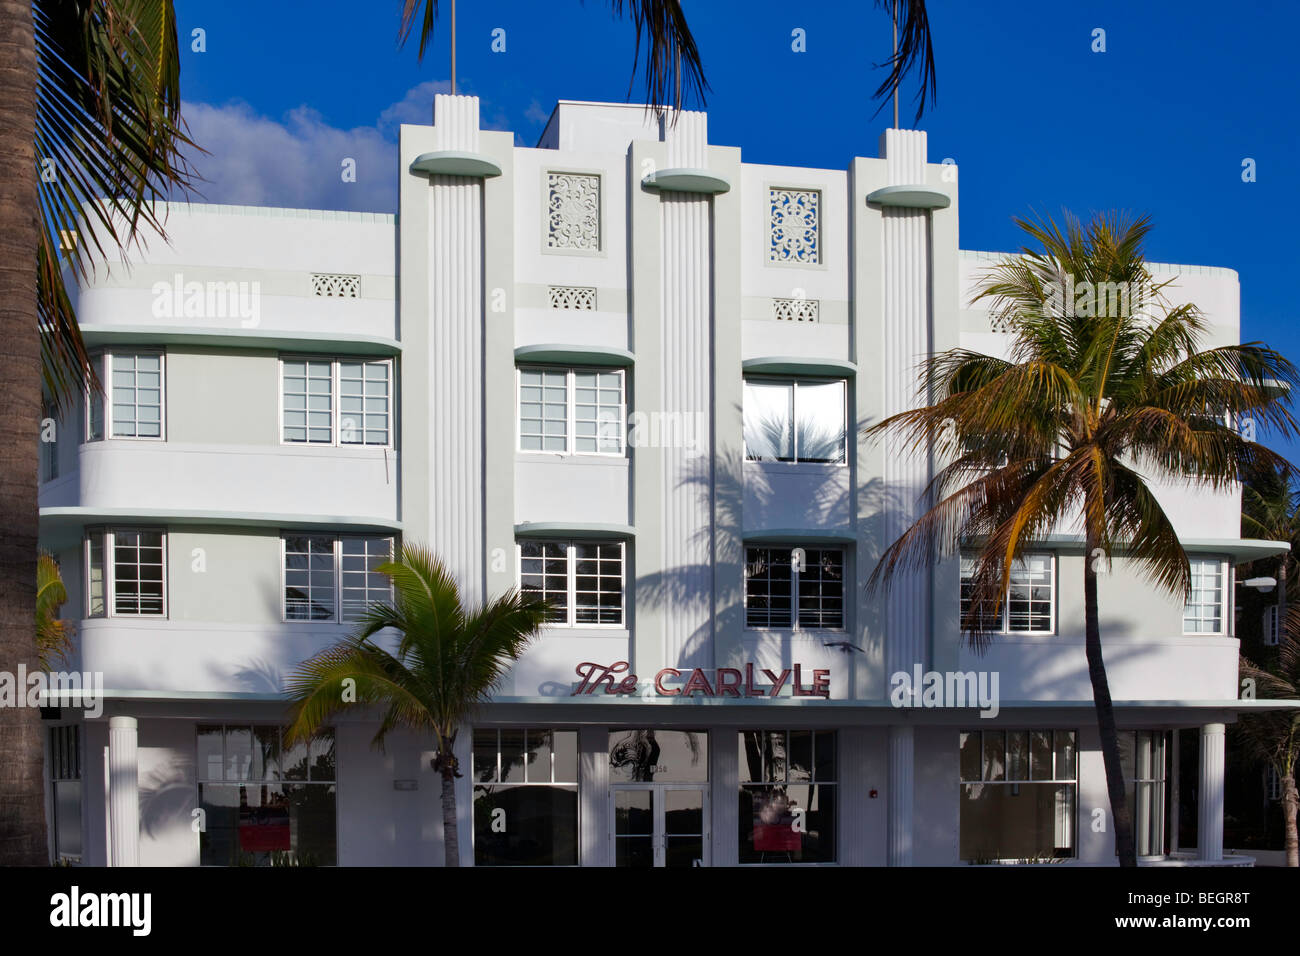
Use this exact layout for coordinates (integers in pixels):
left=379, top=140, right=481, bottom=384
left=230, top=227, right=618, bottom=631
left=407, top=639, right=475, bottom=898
left=85, top=527, right=168, bottom=618
left=84, top=349, right=166, bottom=443
left=516, top=365, right=626, bottom=457
left=516, top=539, right=626, bottom=629
left=280, top=533, right=396, bottom=624
left=1183, top=555, right=1229, bottom=635
left=743, top=546, right=847, bottom=632
left=960, top=552, right=1056, bottom=635
left=742, top=376, right=848, bottom=466
left=278, top=356, right=394, bottom=449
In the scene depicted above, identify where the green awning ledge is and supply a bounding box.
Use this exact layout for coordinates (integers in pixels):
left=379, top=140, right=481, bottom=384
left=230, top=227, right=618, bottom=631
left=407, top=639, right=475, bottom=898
left=986, top=535, right=1289, bottom=564
left=641, top=167, right=731, bottom=195
left=79, top=325, right=400, bottom=356
left=866, top=184, right=952, bottom=209
left=514, top=522, right=635, bottom=540
left=743, top=528, right=856, bottom=545
left=515, top=344, right=634, bottom=367
left=39, top=507, right=401, bottom=549
left=742, top=356, right=856, bottom=377
left=409, top=150, right=502, bottom=178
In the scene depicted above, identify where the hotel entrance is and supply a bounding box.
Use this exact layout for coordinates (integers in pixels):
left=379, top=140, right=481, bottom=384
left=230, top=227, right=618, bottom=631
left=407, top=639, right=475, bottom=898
left=607, top=729, right=710, bottom=867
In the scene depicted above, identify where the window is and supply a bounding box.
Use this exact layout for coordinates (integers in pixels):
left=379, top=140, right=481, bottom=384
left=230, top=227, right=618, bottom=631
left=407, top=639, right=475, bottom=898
left=49, top=726, right=82, bottom=862
left=1184, top=557, right=1227, bottom=634
left=197, top=725, right=336, bottom=866
left=959, top=552, right=1054, bottom=633
left=85, top=351, right=164, bottom=441
left=280, top=357, right=391, bottom=446
left=959, top=729, right=1076, bottom=861
left=739, top=730, right=836, bottom=863
left=282, top=534, right=394, bottom=623
left=1118, top=731, right=1168, bottom=858
left=1264, top=604, right=1280, bottom=646
left=40, top=397, right=57, bottom=482
left=1266, top=764, right=1282, bottom=802
left=518, top=539, right=624, bottom=626
left=472, top=728, right=578, bottom=866
left=517, top=366, right=624, bottom=455
left=743, top=378, right=846, bottom=464
left=85, top=528, right=166, bottom=617
left=744, top=547, right=844, bottom=629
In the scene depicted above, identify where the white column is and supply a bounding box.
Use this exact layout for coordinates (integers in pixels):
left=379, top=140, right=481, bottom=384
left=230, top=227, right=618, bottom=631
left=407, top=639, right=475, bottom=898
left=710, top=730, right=739, bottom=866
left=107, top=716, right=139, bottom=867
left=658, top=110, right=713, bottom=671
left=887, top=724, right=914, bottom=866
left=428, top=93, right=484, bottom=604
left=879, top=129, right=933, bottom=686
left=1198, top=722, right=1225, bottom=861
left=579, top=726, right=610, bottom=866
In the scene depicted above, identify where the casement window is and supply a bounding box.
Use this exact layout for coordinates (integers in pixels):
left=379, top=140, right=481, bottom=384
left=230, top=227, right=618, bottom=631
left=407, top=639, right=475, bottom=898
left=518, top=539, right=625, bottom=626
left=85, top=528, right=166, bottom=617
left=738, top=730, right=837, bottom=864
left=282, top=534, right=394, bottom=622
left=1118, top=731, right=1169, bottom=858
left=1183, top=556, right=1228, bottom=634
left=280, top=357, right=392, bottom=446
left=742, top=377, right=847, bottom=464
left=196, top=725, right=336, bottom=866
left=959, top=552, right=1055, bottom=633
left=85, top=350, right=165, bottom=441
left=959, top=729, right=1077, bottom=862
left=517, top=366, right=624, bottom=455
left=744, top=547, right=844, bottom=630
left=49, top=726, right=82, bottom=862
left=472, top=728, right=579, bottom=866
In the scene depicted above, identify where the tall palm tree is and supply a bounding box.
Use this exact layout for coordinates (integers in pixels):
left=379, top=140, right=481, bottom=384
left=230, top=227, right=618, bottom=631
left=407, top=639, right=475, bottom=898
left=1239, top=611, right=1300, bottom=866
left=1241, top=463, right=1299, bottom=634
left=865, top=211, right=1299, bottom=866
left=0, top=0, right=192, bottom=865
left=284, top=545, right=550, bottom=867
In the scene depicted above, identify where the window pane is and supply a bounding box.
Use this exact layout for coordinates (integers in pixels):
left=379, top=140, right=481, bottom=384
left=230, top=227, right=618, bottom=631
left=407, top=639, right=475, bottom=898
left=959, top=732, right=982, bottom=782
left=284, top=535, right=335, bottom=621
left=108, top=352, right=164, bottom=438
left=340, top=536, right=393, bottom=621
left=1007, top=553, right=1053, bottom=632
left=339, top=361, right=390, bottom=445
left=609, top=730, right=707, bottom=783
left=87, top=534, right=105, bottom=617
left=794, top=380, right=846, bottom=463
left=472, top=729, right=499, bottom=783
left=1007, top=731, right=1030, bottom=781
left=473, top=784, right=578, bottom=866
left=551, top=731, right=578, bottom=783
left=573, top=369, right=623, bottom=453
left=198, top=783, right=337, bottom=866
left=960, top=783, right=1074, bottom=861
left=519, top=541, right=569, bottom=623
left=743, top=381, right=794, bottom=461
left=573, top=541, right=623, bottom=625
left=518, top=368, right=568, bottom=452
left=111, top=529, right=165, bottom=615
left=745, top=548, right=792, bottom=628
left=283, top=360, right=333, bottom=443
left=1183, top=558, right=1224, bottom=633
left=740, top=784, right=835, bottom=863
left=796, top=548, right=844, bottom=629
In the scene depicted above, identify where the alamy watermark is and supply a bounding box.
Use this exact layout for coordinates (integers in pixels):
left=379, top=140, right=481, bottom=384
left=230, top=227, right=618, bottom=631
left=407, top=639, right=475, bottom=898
left=890, top=664, right=1000, bottom=718
left=0, top=666, right=103, bottom=718
left=151, top=272, right=260, bottom=327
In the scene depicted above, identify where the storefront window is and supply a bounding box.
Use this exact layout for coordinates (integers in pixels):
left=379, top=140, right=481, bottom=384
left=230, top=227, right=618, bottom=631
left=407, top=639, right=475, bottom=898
left=1119, top=730, right=1168, bottom=857
left=197, top=725, right=336, bottom=866
left=473, top=728, right=578, bottom=866
left=959, top=729, right=1076, bottom=862
left=738, top=730, right=836, bottom=863
left=608, top=730, right=708, bottom=782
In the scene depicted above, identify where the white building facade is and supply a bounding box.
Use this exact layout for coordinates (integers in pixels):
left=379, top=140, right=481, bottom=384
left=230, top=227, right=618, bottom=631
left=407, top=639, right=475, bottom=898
left=38, top=95, right=1283, bottom=867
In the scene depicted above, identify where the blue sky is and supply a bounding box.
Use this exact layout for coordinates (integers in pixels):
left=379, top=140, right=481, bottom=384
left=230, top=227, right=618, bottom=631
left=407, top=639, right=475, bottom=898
left=174, top=0, right=1300, bottom=455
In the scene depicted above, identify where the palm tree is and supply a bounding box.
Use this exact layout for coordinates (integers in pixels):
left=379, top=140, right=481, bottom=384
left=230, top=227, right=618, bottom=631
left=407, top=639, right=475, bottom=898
left=35, top=551, right=74, bottom=670
left=284, top=545, right=550, bottom=867
left=0, top=0, right=193, bottom=865
left=1241, top=463, right=1299, bottom=638
left=1239, top=611, right=1300, bottom=866
left=865, top=210, right=1299, bottom=866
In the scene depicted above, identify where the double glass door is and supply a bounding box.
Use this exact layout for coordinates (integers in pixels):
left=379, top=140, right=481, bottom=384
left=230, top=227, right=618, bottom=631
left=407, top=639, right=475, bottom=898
left=611, top=785, right=709, bottom=867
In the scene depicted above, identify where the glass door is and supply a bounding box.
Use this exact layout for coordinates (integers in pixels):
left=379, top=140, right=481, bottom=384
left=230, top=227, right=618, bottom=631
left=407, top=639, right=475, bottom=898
left=611, top=785, right=709, bottom=867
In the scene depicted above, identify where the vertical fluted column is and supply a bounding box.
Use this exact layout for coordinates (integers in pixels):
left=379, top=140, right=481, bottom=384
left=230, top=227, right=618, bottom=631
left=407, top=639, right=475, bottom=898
left=428, top=94, right=484, bottom=604
left=887, top=724, right=914, bottom=866
left=659, top=110, right=713, bottom=670
left=879, top=129, right=933, bottom=685
left=579, top=726, right=610, bottom=866
left=107, top=716, right=139, bottom=867
left=1198, top=722, right=1226, bottom=861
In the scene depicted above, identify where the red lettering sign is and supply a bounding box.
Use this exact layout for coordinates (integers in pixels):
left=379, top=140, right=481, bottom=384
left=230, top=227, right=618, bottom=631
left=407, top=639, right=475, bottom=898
left=571, top=662, right=830, bottom=698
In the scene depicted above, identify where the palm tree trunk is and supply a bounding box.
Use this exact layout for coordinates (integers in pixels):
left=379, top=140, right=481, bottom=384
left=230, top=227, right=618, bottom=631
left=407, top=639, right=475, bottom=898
left=1284, top=772, right=1298, bottom=867
left=437, top=737, right=460, bottom=867
left=1084, top=536, right=1137, bottom=866
left=0, top=0, right=50, bottom=866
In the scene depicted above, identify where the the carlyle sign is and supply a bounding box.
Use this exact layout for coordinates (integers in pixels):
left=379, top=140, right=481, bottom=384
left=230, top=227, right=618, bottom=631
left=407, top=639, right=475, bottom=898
left=572, top=661, right=831, bottom=699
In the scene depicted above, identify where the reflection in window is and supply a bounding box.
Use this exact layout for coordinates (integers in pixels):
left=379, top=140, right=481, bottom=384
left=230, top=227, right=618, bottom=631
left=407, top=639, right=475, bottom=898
left=959, top=729, right=1076, bottom=861
left=1119, top=730, right=1168, bottom=857
left=472, top=728, right=578, bottom=866
left=743, top=378, right=847, bottom=464
left=608, top=730, right=708, bottom=783
left=738, top=730, right=836, bottom=863
left=197, top=725, right=336, bottom=866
